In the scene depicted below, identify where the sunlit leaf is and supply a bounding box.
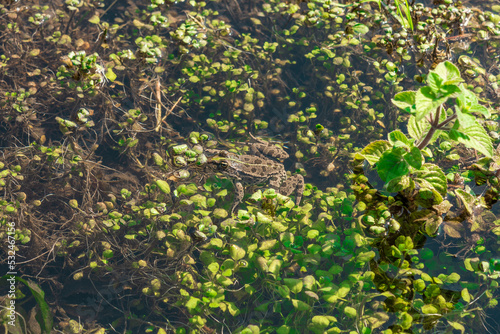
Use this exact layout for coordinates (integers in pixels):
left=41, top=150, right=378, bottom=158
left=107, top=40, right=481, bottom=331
left=388, top=130, right=410, bottom=146
left=433, top=61, right=463, bottom=85
left=344, top=306, right=357, bottom=318
left=352, top=23, right=369, bottom=35
left=392, top=91, right=416, bottom=112
left=377, top=147, right=409, bottom=182
left=427, top=72, right=442, bottom=93
left=398, top=312, right=413, bottom=330
left=404, top=146, right=423, bottom=169
left=88, top=15, right=100, bottom=24
left=421, top=304, right=439, bottom=314
left=284, top=278, right=303, bottom=294
left=357, top=140, right=392, bottom=165
left=414, top=164, right=447, bottom=197
left=291, top=299, right=311, bottom=311
left=448, top=321, right=465, bottom=334
left=105, top=68, right=117, bottom=82
left=449, top=122, right=493, bottom=158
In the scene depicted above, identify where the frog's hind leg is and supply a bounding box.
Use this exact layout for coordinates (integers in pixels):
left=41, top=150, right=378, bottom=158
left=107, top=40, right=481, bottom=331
left=274, top=174, right=305, bottom=206
left=231, top=182, right=245, bottom=213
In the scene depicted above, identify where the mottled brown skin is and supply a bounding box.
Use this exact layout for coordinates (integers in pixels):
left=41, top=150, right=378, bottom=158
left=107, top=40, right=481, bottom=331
left=206, top=136, right=304, bottom=212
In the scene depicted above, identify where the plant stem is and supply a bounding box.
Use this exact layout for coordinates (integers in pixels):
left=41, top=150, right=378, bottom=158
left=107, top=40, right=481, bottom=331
left=417, top=105, right=456, bottom=150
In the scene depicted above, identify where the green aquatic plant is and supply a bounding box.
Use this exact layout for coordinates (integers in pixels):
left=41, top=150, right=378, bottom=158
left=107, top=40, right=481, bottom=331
left=358, top=61, right=492, bottom=191
left=57, top=51, right=108, bottom=97
left=349, top=59, right=500, bottom=331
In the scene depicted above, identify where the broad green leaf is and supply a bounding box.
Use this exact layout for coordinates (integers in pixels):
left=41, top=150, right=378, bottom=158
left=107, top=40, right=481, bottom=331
left=448, top=321, right=465, bottom=334
left=388, top=130, right=410, bottom=146
left=88, top=15, right=100, bottom=24
left=240, top=325, right=261, bottom=334
left=469, top=104, right=490, bottom=118
left=455, top=107, right=476, bottom=128
left=337, top=283, right=350, bottom=298
left=277, top=325, right=291, bottom=334
left=377, top=147, right=409, bottom=183
left=303, top=275, right=316, bottom=290
left=328, top=264, right=343, bottom=275
left=284, top=278, right=303, bottom=293
left=421, top=304, right=439, bottom=314
left=323, top=293, right=339, bottom=303
left=439, top=84, right=461, bottom=97
left=207, top=262, right=219, bottom=273
left=449, top=123, right=493, bottom=158
left=226, top=301, right=240, bottom=316
left=404, top=147, right=423, bottom=170
left=427, top=72, right=442, bottom=93
left=455, top=189, right=474, bottom=216
left=398, top=312, right=413, bottom=330
left=210, top=238, right=223, bottom=249
left=425, top=214, right=442, bottom=236
left=415, top=279, right=426, bottom=292
left=344, top=306, right=357, bottom=318
left=291, top=299, right=311, bottom=311
left=352, top=23, right=369, bottom=35
left=415, top=87, right=436, bottom=121
left=156, top=180, right=170, bottom=195
left=307, top=230, right=319, bottom=240
left=185, top=296, right=201, bottom=311
left=357, top=140, right=392, bottom=165
left=356, top=251, right=376, bottom=263
left=392, top=91, right=416, bottom=111
left=415, top=87, right=449, bottom=122
left=433, top=61, right=463, bottom=85
left=442, top=272, right=460, bottom=284
left=414, top=164, right=447, bottom=197
left=268, top=259, right=282, bottom=277
left=386, top=175, right=412, bottom=193
left=216, top=274, right=233, bottom=287
left=408, top=115, right=428, bottom=142
left=311, top=315, right=330, bottom=328
left=105, top=67, right=117, bottom=82
left=407, top=110, right=445, bottom=145
left=464, top=258, right=475, bottom=271
left=457, top=85, right=478, bottom=108
left=259, top=239, right=277, bottom=250
left=461, top=288, right=471, bottom=303
left=341, top=198, right=353, bottom=216
left=415, top=186, right=442, bottom=208
left=229, top=244, right=246, bottom=261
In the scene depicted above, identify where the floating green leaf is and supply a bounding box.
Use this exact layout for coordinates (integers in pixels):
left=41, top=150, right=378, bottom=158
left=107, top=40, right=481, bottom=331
left=105, top=67, right=117, bottom=82
left=291, top=299, right=311, bottom=311
left=344, top=306, right=357, bottom=318
left=284, top=278, right=303, bottom=294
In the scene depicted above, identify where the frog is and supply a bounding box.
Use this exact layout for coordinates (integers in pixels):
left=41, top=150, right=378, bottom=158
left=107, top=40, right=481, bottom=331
left=205, top=135, right=304, bottom=213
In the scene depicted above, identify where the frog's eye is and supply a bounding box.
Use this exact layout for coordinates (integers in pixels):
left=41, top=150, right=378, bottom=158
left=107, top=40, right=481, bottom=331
left=219, top=161, right=229, bottom=169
